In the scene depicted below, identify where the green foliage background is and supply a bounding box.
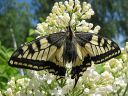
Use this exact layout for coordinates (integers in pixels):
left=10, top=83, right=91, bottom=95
left=0, top=0, right=128, bottom=91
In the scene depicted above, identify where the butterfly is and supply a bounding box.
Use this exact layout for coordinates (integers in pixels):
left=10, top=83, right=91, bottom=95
left=8, top=26, right=121, bottom=88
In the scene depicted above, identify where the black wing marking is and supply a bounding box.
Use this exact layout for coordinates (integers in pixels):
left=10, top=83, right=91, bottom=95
left=71, top=32, right=121, bottom=87
left=8, top=32, right=66, bottom=77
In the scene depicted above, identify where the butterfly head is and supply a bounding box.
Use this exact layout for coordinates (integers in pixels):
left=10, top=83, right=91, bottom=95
left=66, top=26, right=75, bottom=39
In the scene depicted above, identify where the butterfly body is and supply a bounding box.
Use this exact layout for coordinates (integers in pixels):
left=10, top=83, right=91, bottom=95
left=8, top=26, right=121, bottom=87
left=63, top=27, right=78, bottom=63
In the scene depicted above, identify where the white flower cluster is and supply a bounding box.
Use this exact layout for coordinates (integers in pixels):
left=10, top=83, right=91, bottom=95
left=81, top=58, right=128, bottom=96
left=4, top=77, right=31, bottom=96
left=3, top=71, right=56, bottom=96
left=36, top=0, right=100, bottom=35
left=2, top=43, right=128, bottom=96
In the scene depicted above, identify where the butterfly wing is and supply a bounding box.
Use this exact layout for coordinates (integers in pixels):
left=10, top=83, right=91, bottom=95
left=75, top=32, right=121, bottom=63
left=8, top=32, right=66, bottom=77
left=71, top=32, right=121, bottom=87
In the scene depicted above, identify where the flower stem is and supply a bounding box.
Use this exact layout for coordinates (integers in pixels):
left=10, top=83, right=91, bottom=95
left=123, top=83, right=128, bottom=96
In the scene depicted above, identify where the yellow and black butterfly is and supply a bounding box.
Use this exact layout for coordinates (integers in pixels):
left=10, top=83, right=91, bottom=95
left=8, top=26, right=121, bottom=87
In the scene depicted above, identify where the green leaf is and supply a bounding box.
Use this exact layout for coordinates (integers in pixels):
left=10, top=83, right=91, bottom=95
left=95, top=64, right=105, bottom=74
left=26, top=37, right=34, bottom=42
left=29, top=29, right=35, bottom=36
left=0, top=42, right=20, bottom=90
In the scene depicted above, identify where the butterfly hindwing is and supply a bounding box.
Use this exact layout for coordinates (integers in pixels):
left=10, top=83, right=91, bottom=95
left=8, top=32, right=66, bottom=77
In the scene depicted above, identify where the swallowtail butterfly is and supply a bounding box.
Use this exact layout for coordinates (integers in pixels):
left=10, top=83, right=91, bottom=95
left=8, top=26, right=121, bottom=87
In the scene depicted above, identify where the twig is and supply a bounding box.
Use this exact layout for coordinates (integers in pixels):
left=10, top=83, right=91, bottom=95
left=123, top=83, right=128, bottom=96
left=10, top=28, right=24, bottom=76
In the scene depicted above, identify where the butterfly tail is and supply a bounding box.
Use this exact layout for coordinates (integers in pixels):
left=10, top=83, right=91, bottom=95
left=73, top=75, right=80, bottom=88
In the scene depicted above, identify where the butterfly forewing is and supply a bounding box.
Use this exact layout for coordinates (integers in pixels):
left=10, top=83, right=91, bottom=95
left=8, top=32, right=66, bottom=77
left=75, top=32, right=121, bottom=64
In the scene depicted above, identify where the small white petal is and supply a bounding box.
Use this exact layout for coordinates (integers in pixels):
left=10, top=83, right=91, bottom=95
left=84, top=88, right=90, bottom=93
left=5, top=88, right=13, bottom=96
